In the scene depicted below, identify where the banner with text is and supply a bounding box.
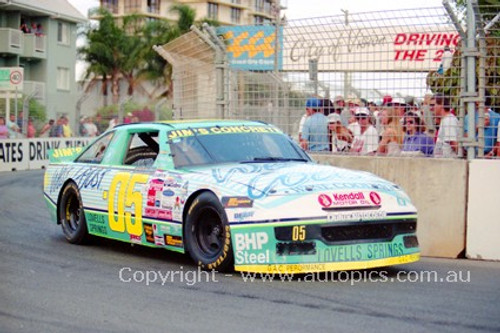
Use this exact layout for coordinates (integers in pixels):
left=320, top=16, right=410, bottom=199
left=283, top=24, right=459, bottom=72
left=0, top=137, right=90, bottom=172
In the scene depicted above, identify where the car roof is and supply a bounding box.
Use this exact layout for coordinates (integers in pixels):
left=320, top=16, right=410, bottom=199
left=114, top=119, right=271, bottom=131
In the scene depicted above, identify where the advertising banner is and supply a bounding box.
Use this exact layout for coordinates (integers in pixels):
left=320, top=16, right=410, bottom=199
left=0, top=137, right=90, bottom=172
left=217, top=25, right=283, bottom=71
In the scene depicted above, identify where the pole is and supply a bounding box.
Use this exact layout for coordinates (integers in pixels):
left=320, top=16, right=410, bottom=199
left=465, top=0, right=477, bottom=160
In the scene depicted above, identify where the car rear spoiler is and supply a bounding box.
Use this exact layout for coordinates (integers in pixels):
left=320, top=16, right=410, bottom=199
left=48, top=147, right=84, bottom=163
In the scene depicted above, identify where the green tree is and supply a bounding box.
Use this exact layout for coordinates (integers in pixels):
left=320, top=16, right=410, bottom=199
left=426, top=0, right=499, bottom=110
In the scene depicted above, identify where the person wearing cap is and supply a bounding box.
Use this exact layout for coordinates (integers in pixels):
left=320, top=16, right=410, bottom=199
left=402, top=112, right=434, bottom=156
left=350, top=107, right=379, bottom=155
left=301, top=97, right=329, bottom=152
left=432, top=94, right=458, bottom=157
left=328, top=113, right=352, bottom=152
left=377, top=105, right=404, bottom=156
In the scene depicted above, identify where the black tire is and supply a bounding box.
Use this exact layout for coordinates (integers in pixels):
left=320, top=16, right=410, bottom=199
left=58, top=182, right=89, bottom=244
left=184, top=192, right=233, bottom=271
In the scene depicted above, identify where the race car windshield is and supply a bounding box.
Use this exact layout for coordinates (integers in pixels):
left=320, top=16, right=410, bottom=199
left=168, top=128, right=310, bottom=168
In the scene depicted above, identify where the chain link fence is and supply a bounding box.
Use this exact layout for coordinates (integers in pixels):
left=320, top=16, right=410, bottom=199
left=156, top=3, right=500, bottom=159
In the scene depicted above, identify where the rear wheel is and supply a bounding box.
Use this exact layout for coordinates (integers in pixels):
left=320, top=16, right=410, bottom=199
left=184, top=192, right=233, bottom=271
left=59, top=182, right=89, bottom=244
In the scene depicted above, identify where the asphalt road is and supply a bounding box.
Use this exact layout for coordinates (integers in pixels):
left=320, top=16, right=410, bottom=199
left=1, top=170, right=500, bottom=333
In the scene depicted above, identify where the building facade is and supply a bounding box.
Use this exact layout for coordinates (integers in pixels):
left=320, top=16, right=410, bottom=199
left=0, top=0, right=86, bottom=124
left=96, top=0, right=278, bottom=26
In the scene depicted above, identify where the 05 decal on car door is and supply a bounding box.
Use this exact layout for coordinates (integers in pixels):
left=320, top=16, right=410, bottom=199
left=107, top=172, right=149, bottom=236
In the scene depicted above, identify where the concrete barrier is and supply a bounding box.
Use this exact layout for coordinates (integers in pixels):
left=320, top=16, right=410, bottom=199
left=312, top=154, right=467, bottom=258
left=466, top=160, right=500, bottom=260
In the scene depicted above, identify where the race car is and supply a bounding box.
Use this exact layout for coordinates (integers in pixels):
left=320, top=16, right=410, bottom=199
left=43, top=120, right=419, bottom=273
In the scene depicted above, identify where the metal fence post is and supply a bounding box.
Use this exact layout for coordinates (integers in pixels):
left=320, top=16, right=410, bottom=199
left=465, top=0, right=478, bottom=160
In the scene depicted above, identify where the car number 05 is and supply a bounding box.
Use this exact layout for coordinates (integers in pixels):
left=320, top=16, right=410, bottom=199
left=292, top=225, right=306, bottom=241
left=108, top=172, right=149, bottom=236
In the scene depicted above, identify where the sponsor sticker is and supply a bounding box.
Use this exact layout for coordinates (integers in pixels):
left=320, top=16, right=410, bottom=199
left=222, top=196, right=253, bottom=208
left=165, top=235, right=183, bottom=247
left=143, top=223, right=155, bottom=243
left=319, top=191, right=382, bottom=208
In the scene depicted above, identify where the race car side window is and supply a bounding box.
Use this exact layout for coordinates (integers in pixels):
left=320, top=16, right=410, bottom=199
left=75, top=132, right=114, bottom=164
left=123, top=131, right=159, bottom=167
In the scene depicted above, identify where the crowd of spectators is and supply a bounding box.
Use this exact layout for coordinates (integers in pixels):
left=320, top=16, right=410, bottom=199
left=299, top=94, right=500, bottom=158
left=19, top=19, right=43, bottom=36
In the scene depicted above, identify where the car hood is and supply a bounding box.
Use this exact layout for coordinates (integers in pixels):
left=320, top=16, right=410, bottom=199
left=184, top=162, right=403, bottom=200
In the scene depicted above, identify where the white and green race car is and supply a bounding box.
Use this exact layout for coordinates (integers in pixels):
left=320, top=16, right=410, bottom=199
left=43, top=120, right=419, bottom=273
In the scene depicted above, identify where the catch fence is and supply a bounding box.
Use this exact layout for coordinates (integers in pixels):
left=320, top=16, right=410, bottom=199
left=156, top=2, right=500, bottom=159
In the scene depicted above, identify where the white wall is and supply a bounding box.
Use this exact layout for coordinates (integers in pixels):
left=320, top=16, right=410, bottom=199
left=466, top=160, right=500, bottom=260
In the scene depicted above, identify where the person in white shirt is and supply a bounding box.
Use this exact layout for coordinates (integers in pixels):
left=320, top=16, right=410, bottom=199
left=350, top=107, right=379, bottom=155
left=432, top=94, right=459, bottom=157
left=83, top=117, right=99, bottom=137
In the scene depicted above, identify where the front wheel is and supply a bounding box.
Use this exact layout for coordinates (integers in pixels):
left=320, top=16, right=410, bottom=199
left=184, top=192, right=233, bottom=271
left=58, top=182, right=89, bottom=244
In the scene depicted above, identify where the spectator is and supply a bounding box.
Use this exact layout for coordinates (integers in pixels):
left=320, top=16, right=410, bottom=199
left=50, top=118, right=64, bottom=137
left=334, top=95, right=350, bottom=127
left=83, top=117, right=99, bottom=137
left=387, top=97, right=408, bottom=118
left=20, top=19, right=31, bottom=33
left=421, top=93, right=436, bottom=135
left=328, top=113, right=353, bottom=152
left=30, top=22, right=37, bottom=34
left=7, top=114, right=21, bottom=138
left=27, top=118, right=36, bottom=138
left=95, top=114, right=104, bottom=134
left=0, top=116, right=8, bottom=139
left=39, top=119, right=54, bottom=137
left=17, top=110, right=25, bottom=130
left=298, top=99, right=316, bottom=147
left=320, top=98, right=334, bottom=117
left=464, top=96, right=500, bottom=156
left=35, top=23, right=43, bottom=36
left=432, top=94, right=459, bottom=157
left=301, top=97, right=329, bottom=152
left=107, top=116, right=118, bottom=131
left=437, top=45, right=453, bottom=75
left=402, top=112, right=434, bottom=156
left=350, top=107, right=379, bottom=155
left=377, top=105, right=404, bottom=156
left=62, top=116, right=73, bottom=137
left=486, top=122, right=500, bottom=158
left=78, top=116, right=87, bottom=136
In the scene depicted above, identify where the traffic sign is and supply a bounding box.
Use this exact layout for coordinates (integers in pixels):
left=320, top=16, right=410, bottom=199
left=0, top=67, right=24, bottom=91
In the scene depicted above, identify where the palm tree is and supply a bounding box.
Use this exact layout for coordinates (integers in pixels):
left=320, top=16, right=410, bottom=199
left=78, top=4, right=219, bottom=106
left=79, top=8, right=126, bottom=105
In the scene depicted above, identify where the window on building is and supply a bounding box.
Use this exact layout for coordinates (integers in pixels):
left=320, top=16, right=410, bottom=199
left=255, top=0, right=264, bottom=12
left=231, top=8, right=241, bottom=24
left=102, top=0, right=119, bottom=14
left=57, top=22, right=70, bottom=45
left=207, top=3, right=218, bottom=20
left=57, top=67, right=70, bottom=91
left=124, top=0, right=142, bottom=13
left=231, top=0, right=241, bottom=4
left=147, top=0, right=159, bottom=14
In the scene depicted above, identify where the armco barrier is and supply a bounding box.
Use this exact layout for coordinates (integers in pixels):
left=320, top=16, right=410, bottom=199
left=312, top=154, right=467, bottom=258
left=466, top=160, right=500, bottom=260
left=0, top=137, right=91, bottom=172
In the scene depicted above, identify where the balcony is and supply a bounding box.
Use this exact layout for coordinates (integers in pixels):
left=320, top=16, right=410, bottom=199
left=0, top=28, right=24, bottom=56
left=23, top=34, right=46, bottom=60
